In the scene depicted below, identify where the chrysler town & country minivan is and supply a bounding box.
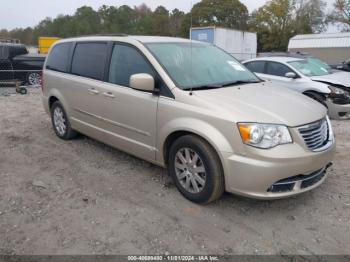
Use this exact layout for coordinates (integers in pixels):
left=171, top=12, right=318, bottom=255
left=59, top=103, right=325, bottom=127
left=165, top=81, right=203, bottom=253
left=42, top=35, right=335, bottom=203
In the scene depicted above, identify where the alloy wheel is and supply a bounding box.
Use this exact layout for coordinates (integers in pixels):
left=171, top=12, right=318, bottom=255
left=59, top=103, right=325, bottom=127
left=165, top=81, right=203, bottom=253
left=53, top=107, right=67, bottom=136
left=28, top=73, right=41, bottom=86
left=174, top=148, right=206, bottom=194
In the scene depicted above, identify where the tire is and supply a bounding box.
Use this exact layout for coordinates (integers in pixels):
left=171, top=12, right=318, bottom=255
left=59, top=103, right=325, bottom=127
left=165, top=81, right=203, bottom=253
left=27, top=72, right=42, bottom=86
left=168, top=135, right=225, bottom=204
left=50, top=101, right=77, bottom=140
left=19, top=87, right=27, bottom=95
left=304, top=92, right=328, bottom=109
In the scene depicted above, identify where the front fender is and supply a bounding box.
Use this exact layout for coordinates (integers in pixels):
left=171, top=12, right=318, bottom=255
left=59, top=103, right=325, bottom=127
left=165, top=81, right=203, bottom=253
left=157, top=117, right=234, bottom=165
left=303, top=81, right=331, bottom=94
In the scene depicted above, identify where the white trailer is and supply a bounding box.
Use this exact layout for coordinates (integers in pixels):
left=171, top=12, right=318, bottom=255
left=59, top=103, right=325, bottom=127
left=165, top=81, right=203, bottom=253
left=190, top=26, right=257, bottom=61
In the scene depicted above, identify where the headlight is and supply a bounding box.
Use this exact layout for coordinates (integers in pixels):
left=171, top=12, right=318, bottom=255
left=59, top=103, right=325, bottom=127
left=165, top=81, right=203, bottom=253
left=328, top=86, right=345, bottom=95
left=238, top=123, right=292, bottom=149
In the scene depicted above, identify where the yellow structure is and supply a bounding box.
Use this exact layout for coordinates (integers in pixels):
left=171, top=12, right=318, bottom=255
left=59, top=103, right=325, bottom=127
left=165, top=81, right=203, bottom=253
left=38, top=37, right=61, bottom=54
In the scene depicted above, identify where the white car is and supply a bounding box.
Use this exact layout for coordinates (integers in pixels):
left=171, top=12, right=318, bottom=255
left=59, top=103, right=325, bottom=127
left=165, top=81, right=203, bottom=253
left=243, top=56, right=350, bottom=120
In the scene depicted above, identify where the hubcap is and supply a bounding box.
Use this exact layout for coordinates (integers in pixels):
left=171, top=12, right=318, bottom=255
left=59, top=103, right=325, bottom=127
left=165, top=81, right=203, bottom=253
left=174, top=148, right=206, bottom=194
left=53, top=107, right=66, bottom=136
left=28, top=73, right=41, bottom=86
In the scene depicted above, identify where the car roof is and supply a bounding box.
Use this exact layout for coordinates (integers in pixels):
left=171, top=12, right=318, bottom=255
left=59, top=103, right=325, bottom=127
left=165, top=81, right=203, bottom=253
left=57, top=35, right=199, bottom=44
left=244, top=56, right=305, bottom=63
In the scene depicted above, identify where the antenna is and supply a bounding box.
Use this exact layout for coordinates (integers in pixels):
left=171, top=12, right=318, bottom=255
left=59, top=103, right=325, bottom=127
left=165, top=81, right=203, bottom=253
left=189, top=1, right=194, bottom=96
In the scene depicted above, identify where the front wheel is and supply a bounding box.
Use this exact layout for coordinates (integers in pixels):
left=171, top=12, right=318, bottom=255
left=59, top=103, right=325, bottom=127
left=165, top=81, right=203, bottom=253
left=50, top=101, right=77, bottom=140
left=168, top=135, right=225, bottom=204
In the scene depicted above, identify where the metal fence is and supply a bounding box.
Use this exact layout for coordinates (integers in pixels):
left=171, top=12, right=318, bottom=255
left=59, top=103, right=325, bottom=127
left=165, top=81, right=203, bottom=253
left=0, top=68, right=42, bottom=88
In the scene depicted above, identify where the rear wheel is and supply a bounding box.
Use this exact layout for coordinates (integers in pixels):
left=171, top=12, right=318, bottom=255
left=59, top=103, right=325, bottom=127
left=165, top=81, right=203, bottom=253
left=50, top=101, right=77, bottom=140
left=168, top=135, right=224, bottom=204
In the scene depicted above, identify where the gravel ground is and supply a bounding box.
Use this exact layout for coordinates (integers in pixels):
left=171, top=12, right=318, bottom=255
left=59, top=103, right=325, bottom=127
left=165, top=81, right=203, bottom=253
left=0, top=89, right=349, bottom=255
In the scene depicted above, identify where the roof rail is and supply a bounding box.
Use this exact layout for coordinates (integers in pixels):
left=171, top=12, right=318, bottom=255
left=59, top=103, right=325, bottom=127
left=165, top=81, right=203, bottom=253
left=258, top=51, right=311, bottom=58
left=85, top=33, right=128, bottom=37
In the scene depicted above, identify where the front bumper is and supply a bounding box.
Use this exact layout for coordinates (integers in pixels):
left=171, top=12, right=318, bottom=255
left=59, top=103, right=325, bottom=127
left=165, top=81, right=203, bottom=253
left=326, top=99, right=350, bottom=120
left=221, top=140, right=336, bottom=199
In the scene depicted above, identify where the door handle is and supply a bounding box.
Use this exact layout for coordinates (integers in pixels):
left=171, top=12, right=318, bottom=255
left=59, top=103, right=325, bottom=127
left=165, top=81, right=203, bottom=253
left=88, top=88, right=99, bottom=95
left=103, top=92, right=115, bottom=98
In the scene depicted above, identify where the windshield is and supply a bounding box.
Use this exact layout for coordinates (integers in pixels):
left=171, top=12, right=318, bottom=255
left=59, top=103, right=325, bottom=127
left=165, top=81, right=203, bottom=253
left=288, top=57, right=332, bottom=77
left=146, top=42, right=259, bottom=89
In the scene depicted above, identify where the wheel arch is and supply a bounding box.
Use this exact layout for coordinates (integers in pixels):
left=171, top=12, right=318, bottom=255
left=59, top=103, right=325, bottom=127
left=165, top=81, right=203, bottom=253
left=303, top=90, right=328, bottom=108
left=46, top=88, right=70, bottom=113
left=49, top=96, right=59, bottom=109
left=159, top=119, right=233, bottom=168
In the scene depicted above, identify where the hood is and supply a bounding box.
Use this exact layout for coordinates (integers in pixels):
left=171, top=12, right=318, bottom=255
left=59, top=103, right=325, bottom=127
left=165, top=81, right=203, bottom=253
left=311, top=71, right=350, bottom=88
left=193, top=82, right=327, bottom=127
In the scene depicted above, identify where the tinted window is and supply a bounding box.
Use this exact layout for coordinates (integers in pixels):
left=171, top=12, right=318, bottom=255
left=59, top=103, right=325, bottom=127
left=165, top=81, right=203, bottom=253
left=245, top=61, right=265, bottom=73
left=71, top=42, right=107, bottom=80
left=266, top=62, right=292, bottom=77
left=109, top=44, right=154, bottom=87
left=46, top=43, right=72, bottom=73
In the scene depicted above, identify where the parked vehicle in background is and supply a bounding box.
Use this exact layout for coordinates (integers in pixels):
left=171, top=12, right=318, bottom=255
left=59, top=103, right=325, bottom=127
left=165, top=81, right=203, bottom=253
left=38, top=37, right=61, bottom=54
left=331, top=59, right=350, bottom=72
left=42, top=35, right=335, bottom=203
left=243, top=56, right=350, bottom=120
left=0, top=43, right=46, bottom=86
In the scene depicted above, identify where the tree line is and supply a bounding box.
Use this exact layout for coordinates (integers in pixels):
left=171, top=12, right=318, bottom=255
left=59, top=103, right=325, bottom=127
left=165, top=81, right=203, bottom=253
left=1, top=0, right=350, bottom=52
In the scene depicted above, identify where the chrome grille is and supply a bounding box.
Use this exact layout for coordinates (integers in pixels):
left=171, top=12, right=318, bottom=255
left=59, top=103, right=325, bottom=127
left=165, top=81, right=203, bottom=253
left=298, top=118, right=329, bottom=151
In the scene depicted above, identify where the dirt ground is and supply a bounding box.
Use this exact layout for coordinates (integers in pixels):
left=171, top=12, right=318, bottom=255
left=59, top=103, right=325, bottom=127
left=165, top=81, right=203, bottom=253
left=0, top=89, right=349, bottom=255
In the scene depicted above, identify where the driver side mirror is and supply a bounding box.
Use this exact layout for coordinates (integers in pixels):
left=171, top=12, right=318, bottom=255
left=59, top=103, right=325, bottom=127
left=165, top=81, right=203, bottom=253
left=285, top=72, right=297, bottom=79
left=130, top=73, right=155, bottom=92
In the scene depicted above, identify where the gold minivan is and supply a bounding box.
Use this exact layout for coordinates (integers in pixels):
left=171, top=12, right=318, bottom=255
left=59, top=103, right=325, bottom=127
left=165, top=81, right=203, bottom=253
left=42, top=35, right=335, bottom=203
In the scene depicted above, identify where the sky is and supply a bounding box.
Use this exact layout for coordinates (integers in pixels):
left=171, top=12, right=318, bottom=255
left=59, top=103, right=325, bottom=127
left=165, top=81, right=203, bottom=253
left=0, top=0, right=337, bottom=31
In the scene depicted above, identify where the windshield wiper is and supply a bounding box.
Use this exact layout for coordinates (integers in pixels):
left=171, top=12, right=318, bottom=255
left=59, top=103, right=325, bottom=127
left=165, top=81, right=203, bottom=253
left=183, top=80, right=261, bottom=91
left=220, top=80, right=261, bottom=87
left=183, top=84, right=224, bottom=91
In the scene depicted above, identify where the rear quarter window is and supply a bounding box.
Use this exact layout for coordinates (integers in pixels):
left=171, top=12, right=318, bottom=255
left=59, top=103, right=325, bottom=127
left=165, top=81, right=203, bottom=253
left=46, top=42, right=72, bottom=73
left=71, top=42, right=108, bottom=80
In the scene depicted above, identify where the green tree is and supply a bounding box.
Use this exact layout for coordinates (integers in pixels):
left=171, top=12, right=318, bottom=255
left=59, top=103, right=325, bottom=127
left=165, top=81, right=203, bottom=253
left=169, top=9, right=186, bottom=36
left=191, top=0, right=249, bottom=30
left=249, top=0, right=326, bottom=51
left=294, top=0, right=326, bottom=33
left=328, top=0, right=350, bottom=31
left=134, top=3, right=152, bottom=34
left=249, top=0, right=294, bottom=51
left=72, top=6, right=101, bottom=35
left=149, top=6, right=171, bottom=36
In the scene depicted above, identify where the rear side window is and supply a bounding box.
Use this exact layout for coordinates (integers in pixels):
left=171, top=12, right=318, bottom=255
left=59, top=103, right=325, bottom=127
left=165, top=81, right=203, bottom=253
left=108, top=44, right=154, bottom=87
left=266, top=62, right=292, bottom=77
left=46, top=43, right=72, bottom=73
left=245, top=61, right=266, bottom=73
left=71, top=42, right=108, bottom=80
